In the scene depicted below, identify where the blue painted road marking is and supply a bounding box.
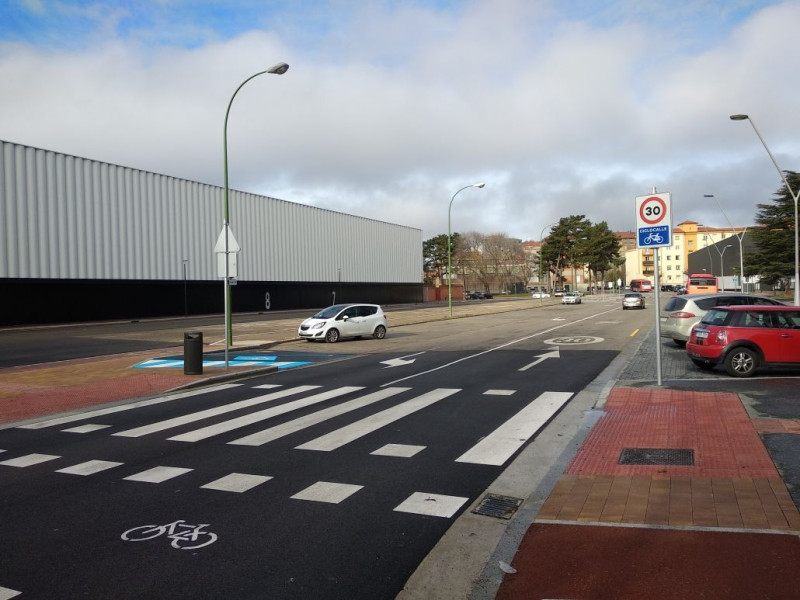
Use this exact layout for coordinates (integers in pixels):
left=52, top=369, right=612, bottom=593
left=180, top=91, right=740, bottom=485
left=134, top=351, right=351, bottom=371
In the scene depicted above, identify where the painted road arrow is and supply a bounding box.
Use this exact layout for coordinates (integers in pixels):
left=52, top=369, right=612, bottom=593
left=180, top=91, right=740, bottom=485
left=518, top=349, right=561, bottom=371
left=380, top=352, right=425, bottom=368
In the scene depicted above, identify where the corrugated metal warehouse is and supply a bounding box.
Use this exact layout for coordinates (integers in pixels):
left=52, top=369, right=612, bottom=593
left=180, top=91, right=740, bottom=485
left=0, top=140, right=423, bottom=326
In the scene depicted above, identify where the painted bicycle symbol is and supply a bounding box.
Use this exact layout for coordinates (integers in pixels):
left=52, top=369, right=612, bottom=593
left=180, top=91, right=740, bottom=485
left=121, top=520, right=218, bottom=550
left=643, top=231, right=664, bottom=244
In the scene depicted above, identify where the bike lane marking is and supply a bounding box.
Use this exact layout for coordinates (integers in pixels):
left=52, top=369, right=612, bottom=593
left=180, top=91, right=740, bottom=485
left=201, top=473, right=272, bottom=493
left=291, top=481, right=364, bottom=504
left=56, top=460, right=123, bottom=476
left=0, top=453, right=60, bottom=467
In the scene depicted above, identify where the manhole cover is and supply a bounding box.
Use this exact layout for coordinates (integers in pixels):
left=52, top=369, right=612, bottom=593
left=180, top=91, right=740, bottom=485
left=472, top=494, right=523, bottom=519
left=618, top=448, right=694, bottom=466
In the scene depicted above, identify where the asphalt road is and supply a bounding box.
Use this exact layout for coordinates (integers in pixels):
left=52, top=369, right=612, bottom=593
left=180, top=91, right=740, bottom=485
left=0, top=298, right=651, bottom=599
left=0, top=304, right=428, bottom=368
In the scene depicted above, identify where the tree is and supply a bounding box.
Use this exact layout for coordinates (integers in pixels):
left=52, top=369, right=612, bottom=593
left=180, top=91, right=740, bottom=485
left=746, top=171, right=799, bottom=290
left=540, top=215, right=591, bottom=289
left=582, top=221, right=622, bottom=289
left=423, top=233, right=460, bottom=285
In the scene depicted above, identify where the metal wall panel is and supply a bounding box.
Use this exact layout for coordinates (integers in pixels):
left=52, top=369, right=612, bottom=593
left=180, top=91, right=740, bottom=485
left=0, top=140, right=422, bottom=283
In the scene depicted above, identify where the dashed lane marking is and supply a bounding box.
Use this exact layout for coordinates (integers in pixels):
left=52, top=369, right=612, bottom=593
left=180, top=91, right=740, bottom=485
left=394, top=492, right=469, bottom=518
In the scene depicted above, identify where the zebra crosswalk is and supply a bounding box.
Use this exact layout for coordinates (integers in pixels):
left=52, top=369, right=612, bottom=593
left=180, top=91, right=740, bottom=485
left=1, top=384, right=574, bottom=517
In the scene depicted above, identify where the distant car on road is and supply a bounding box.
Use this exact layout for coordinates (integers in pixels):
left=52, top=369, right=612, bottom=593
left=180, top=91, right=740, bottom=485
left=561, top=292, right=581, bottom=304
left=531, top=291, right=551, bottom=299
left=466, top=292, right=493, bottom=300
left=553, top=289, right=566, bottom=297
left=622, top=292, right=646, bottom=310
left=687, top=305, right=800, bottom=377
left=660, top=293, right=785, bottom=347
left=298, top=303, right=387, bottom=343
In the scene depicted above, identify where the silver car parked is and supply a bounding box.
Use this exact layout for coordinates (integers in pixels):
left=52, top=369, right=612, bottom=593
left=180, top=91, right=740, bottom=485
left=659, top=293, right=784, bottom=347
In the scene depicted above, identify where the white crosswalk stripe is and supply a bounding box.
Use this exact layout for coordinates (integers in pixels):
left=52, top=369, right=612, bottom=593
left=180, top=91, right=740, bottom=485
left=201, top=473, right=272, bottom=493
left=123, top=466, right=193, bottom=483
left=56, top=460, right=123, bottom=476
left=455, top=391, right=573, bottom=466
left=0, top=453, right=60, bottom=467
left=168, top=386, right=364, bottom=443
left=16, top=384, right=242, bottom=429
left=295, top=388, right=460, bottom=452
left=113, top=385, right=320, bottom=438
left=229, top=387, right=410, bottom=447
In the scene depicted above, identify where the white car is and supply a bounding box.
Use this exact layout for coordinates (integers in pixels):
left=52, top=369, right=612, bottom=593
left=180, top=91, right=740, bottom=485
left=561, top=292, right=581, bottom=304
left=298, top=303, right=387, bottom=343
left=531, top=291, right=551, bottom=299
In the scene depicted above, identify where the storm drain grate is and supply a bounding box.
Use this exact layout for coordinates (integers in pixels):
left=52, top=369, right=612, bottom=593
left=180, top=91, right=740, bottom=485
left=618, top=447, right=695, bottom=466
left=472, top=494, right=523, bottom=519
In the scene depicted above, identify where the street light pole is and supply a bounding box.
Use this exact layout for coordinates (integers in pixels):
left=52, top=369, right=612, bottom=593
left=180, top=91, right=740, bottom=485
left=715, top=244, right=733, bottom=291
left=223, top=62, right=289, bottom=367
left=182, top=258, right=189, bottom=317
left=448, top=183, right=485, bottom=316
left=730, top=114, right=800, bottom=305
left=538, top=222, right=557, bottom=305
left=704, top=194, right=748, bottom=292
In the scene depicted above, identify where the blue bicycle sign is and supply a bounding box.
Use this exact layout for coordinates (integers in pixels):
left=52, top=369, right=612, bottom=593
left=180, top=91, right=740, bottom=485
left=638, top=225, right=670, bottom=247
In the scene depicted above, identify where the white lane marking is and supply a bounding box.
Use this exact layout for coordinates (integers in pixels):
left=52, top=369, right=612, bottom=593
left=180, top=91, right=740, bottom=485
left=484, top=390, right=516, bottom=396
left=168, top=386, right=363, bottom=443
left=201, top=473, right=272, bottom=493
left=382, top=306, right=619, bottom=386
left=56, top=460, right=123, bottom=476
left=456, top=391, right=573, bottom=466
left=291, top=481, right=363, bottom=504
left=394, top=492, right=469, bottom=518
left=295, top=388, right=460, bottom=452
left=124, top=466, right=193, bottom=483
left=0, top=586, right=22, bottom=599
left=253, top=384, right=282, bottom=389
left=229, top=387, right=409, bottom=447
left=62, top=424, right=111, bottom=433
left=17, top=383, right=242, bottom=429
left=371, top=444, right=425, bottom=458
left=114, top=385, right=320, bottom=438
left=0, top=453, right=60, bottom=467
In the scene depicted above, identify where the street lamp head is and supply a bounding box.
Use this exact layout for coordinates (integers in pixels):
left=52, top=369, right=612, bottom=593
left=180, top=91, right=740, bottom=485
left=703, top=194, right=714, bottom=198
left=729, top=114, right=749, bottom=121
left=473, top=182, right=486, bottom=189
left=268, top=62, right=290, bottom=75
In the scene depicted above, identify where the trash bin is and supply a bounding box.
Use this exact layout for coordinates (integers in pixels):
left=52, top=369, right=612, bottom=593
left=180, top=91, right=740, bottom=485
left=184, top=331, right=203, bottom=375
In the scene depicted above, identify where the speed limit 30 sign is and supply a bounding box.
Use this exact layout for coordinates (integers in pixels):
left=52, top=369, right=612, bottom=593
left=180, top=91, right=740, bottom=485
left=635, top=192, right=672, bottom=248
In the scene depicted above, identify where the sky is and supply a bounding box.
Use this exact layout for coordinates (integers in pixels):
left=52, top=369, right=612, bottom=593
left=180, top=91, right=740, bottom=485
left=1, top=0, right=799, bottom=242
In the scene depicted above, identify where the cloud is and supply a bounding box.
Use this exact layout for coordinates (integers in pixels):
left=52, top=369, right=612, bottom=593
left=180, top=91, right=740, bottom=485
left=1, top=0, right=798, bottom=242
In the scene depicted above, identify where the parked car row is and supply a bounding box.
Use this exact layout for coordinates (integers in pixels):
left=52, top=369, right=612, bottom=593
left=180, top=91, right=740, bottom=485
left=466, top=291, right=494, bottom=300
left=660, top=293, right=785, bottom=347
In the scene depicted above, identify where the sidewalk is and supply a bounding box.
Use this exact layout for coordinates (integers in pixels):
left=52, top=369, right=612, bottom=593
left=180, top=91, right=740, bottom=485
left=2, top=299, right=800, bottom=599
left=491, top=330, right=800, bottom=600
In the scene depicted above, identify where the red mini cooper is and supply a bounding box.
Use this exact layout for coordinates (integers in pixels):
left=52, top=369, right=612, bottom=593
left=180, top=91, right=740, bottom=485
left=687, top=305, right=800, bottom=377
